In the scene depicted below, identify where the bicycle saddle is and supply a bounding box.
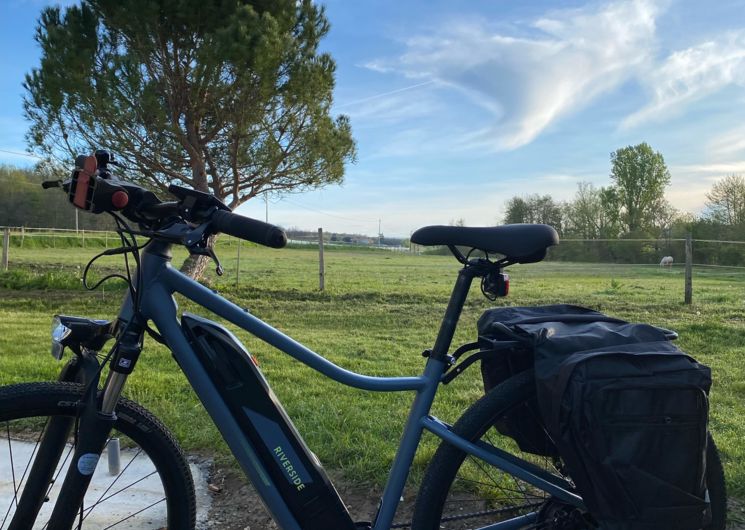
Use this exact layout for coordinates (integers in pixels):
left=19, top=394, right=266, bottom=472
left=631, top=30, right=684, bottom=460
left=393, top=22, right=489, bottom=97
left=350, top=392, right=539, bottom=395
left=410, top=224, right=559, bottom=264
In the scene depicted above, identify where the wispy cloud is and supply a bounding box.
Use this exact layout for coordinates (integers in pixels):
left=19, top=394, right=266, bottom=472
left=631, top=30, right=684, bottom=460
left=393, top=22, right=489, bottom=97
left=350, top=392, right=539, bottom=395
left=339, top=89, right=440, bottom=126
left=674, top=161, right=745, bottom=175
left=705, top=124, right=745, bottom=158
left=368, top=0, right=661, bottom=150
left=665, top=162, right=745, bottom=212
left=622, top=31, right=745, bottom=129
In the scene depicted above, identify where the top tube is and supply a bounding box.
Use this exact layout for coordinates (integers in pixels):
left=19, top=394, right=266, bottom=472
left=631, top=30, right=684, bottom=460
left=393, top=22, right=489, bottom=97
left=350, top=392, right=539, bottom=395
left=137, top=248, right=432, bottom=392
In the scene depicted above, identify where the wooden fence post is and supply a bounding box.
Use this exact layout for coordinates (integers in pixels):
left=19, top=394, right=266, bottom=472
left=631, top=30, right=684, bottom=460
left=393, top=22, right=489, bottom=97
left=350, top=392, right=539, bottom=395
left=318, top=228, right=325, bottom=291
left=236, top=238, right=241, bottom=289
left=684, top=233, right=693, bottom=305
left=2, top=228, right=9, bottom=271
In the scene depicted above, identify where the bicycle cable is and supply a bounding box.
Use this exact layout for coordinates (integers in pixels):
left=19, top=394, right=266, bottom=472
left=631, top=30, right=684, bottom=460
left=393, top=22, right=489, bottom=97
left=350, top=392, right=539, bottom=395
left=72, top=212, right=148, bottom=528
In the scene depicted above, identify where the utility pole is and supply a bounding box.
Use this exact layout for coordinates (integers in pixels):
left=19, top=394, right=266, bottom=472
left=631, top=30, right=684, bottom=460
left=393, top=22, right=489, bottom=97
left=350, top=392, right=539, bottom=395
left=236, top=238, right=241, bottom=289
left=75, top=209, right=79, bottom=234
left=264, top=193, right=269, bottom=223
left=378, top=218, right=382, bottom=246
left=318, top=228, right=325, bottom=291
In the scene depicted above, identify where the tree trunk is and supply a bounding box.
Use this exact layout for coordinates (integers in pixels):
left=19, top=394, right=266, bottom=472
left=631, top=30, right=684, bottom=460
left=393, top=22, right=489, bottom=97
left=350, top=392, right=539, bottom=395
left=180, top=140, right=213, bottom=280
left=180, top=234, right=218, bottom=280
left=180, top=253, right=211, bottom=280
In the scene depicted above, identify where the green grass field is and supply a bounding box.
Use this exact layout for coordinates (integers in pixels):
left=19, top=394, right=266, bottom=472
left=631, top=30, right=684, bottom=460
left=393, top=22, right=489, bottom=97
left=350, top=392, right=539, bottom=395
left=1, top=239, right=744, bottom=500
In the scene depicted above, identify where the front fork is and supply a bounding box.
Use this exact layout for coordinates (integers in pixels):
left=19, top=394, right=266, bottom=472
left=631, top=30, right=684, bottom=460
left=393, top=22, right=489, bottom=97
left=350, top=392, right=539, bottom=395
left=9, top=342, right=136, bottom=529
left=45, top=367, right=134, bottom=530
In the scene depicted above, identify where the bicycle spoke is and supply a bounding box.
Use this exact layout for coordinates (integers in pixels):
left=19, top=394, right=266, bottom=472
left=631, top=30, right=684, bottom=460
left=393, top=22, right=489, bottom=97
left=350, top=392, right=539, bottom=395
left=101, top=497, right=165, bottom=530
left=483, top=430, right=533, bottom=502
left=1, top=422, right=19, bottom=530
left=13, top=418, right=49, bottom=498
left=96, top=470, right=158, bottom=505
left=452, top=473, right=537, bottom=499
left=81, top=447, right=143, bottom=522
left=0, top=384, right=190, bottom=529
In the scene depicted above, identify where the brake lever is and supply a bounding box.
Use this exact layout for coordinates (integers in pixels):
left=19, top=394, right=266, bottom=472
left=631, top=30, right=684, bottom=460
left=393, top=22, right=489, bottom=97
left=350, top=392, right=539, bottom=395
left=178, top=222, right=225, bottom=276
left=185, top=239, right=224, bottom=276
left=207, top=247, right=224, bottom=276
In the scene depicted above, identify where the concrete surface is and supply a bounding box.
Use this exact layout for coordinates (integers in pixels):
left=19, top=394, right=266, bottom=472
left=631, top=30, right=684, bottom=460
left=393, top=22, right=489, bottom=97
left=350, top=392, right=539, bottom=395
left=1, top=438, right=211, bottom=529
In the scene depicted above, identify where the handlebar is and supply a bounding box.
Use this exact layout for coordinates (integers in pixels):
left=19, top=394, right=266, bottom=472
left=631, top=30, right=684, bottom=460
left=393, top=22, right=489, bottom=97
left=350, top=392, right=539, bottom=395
left=43, top=152, right=289, bottom=250
left=211, top=210, right=287, bottom=249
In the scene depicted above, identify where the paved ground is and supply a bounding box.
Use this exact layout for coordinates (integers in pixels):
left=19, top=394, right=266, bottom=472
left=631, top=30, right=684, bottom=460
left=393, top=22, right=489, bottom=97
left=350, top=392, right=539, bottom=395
left=0, top=439, right=211, bottom=529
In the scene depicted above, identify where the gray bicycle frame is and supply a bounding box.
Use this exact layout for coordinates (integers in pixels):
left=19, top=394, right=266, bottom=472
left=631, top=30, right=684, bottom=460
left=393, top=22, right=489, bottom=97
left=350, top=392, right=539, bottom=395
left=120, top=244, right=582, bottom=530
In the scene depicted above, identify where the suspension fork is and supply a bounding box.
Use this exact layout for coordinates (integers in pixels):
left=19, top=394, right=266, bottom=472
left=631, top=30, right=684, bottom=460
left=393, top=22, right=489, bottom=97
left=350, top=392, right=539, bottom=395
left=40, top=321, right=142, bottom=530
left=7, top=352, right=101, bottom=530
left=11, top=251, right=148, bottom=528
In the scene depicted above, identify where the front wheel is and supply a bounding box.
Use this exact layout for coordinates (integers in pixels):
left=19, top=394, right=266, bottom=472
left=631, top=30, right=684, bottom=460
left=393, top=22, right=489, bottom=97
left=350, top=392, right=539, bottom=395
left=0, top=382, right=197, bottom=529
left=412, top=370, right=727, bottom=530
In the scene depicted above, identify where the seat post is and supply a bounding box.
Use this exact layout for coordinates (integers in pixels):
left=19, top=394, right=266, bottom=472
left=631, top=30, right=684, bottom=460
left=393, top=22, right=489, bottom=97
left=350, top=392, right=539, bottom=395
left=429, top=267, right=476, bottom=363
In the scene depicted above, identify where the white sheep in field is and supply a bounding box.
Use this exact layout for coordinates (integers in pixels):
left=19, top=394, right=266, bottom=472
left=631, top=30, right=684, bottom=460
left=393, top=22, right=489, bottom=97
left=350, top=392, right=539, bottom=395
left=660, top=256, right=674, bottom=268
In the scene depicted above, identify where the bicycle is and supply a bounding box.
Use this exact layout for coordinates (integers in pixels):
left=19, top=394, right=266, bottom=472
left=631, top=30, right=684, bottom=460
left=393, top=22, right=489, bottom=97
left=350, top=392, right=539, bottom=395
left=0, top=152, right=727, bottom=530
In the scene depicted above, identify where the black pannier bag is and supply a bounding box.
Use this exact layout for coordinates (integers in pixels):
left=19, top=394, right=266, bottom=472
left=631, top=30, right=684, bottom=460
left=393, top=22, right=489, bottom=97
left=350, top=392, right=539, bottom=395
left=478, top=304, right=712, bottom=529
left=478, top=308, right=561, bottom=457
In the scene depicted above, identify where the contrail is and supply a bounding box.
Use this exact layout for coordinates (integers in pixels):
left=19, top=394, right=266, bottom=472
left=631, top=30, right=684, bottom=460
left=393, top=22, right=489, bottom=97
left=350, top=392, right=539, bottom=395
left=336, top=80, right=434, bottom=108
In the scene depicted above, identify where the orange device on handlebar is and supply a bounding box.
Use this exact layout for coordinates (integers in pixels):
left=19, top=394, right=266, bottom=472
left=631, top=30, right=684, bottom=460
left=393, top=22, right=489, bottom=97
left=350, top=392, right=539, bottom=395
left=71, top=155, right=98, bottom=210
left=69, top=153, right=129, bottom=214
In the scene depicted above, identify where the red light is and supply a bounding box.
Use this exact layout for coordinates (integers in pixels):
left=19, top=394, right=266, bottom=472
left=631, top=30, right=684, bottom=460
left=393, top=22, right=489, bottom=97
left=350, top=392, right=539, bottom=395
left=111, top=190, right=129, bottom=209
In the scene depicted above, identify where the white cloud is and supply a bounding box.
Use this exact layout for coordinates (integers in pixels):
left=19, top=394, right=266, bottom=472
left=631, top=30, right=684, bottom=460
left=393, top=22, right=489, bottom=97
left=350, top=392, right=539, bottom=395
left=674, top=161, right=745, bottom=175
left=622, top=31, right=745, bottom=128
left=705, top=124, right=745, bottom=158
left=339, top=89, right=440, bottom=125
left=665, top=161, right=745, bottom=213
left=369, top=0, right=661, bottom=150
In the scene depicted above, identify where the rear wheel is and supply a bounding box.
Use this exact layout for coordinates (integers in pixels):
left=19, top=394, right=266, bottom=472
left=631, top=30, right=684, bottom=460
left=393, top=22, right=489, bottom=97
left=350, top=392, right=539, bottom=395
left=0, top=382, right=196, bottom=529
left=412, top=370, right=727, bottom=530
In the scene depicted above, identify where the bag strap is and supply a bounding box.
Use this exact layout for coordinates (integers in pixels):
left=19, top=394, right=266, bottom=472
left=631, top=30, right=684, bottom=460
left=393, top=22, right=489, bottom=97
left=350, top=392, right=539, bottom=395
left=442, top=341, right=526, bottom=385
left=491, top=314, right=628, bottom=328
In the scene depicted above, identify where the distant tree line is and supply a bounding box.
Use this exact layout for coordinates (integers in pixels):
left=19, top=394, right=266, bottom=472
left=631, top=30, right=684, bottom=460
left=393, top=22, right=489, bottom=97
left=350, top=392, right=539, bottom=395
left=503, top=143, right=745, bottom=266
left=0, top=166, right=113, bottom=230
left=285, top=227, right=405, bottom=247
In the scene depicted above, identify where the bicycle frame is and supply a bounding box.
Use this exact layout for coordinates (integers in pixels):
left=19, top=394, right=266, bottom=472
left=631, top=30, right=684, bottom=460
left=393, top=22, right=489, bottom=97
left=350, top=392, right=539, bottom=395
left=86, top=241, right=583, bottom=529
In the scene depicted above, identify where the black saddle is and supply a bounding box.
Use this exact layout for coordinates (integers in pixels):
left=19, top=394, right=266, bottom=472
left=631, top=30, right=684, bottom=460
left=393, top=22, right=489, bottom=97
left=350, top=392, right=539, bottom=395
left=410, top=224, right=559, bottom=264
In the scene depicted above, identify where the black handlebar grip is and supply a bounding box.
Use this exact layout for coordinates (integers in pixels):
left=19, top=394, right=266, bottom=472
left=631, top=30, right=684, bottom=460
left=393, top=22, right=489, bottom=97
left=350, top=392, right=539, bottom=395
left=211, top=210, right=287, bottom=249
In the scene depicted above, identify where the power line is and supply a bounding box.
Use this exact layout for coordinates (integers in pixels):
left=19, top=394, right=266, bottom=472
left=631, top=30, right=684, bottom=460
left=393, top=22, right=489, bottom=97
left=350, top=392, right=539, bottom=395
left=0, top=148, right=43, bottom=159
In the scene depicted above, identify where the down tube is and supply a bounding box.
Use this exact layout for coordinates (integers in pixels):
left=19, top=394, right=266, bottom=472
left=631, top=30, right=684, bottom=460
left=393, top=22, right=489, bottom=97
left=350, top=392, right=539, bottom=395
left=144, top=284, right=302, bottom=530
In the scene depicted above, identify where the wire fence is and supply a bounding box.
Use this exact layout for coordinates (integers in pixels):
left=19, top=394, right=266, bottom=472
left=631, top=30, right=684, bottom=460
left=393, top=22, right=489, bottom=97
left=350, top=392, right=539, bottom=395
left=3, top=226, right=745, bottom=258
left=2, top=226, right=745, bottom=301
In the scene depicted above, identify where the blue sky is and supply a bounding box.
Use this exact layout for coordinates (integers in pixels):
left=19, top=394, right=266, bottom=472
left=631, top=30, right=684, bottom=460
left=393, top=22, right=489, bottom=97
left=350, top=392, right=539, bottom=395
left=2, top=0, right=745, bottom=236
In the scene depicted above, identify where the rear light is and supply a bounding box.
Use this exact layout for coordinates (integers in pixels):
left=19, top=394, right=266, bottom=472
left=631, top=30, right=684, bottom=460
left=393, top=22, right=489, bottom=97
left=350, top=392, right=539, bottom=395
left=482, top=271, right=510, bottom=299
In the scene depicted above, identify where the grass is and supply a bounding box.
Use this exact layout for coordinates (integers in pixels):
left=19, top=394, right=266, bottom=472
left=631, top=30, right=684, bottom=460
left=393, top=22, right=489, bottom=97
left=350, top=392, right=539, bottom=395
left=1, top=240, right=744, bottom=499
